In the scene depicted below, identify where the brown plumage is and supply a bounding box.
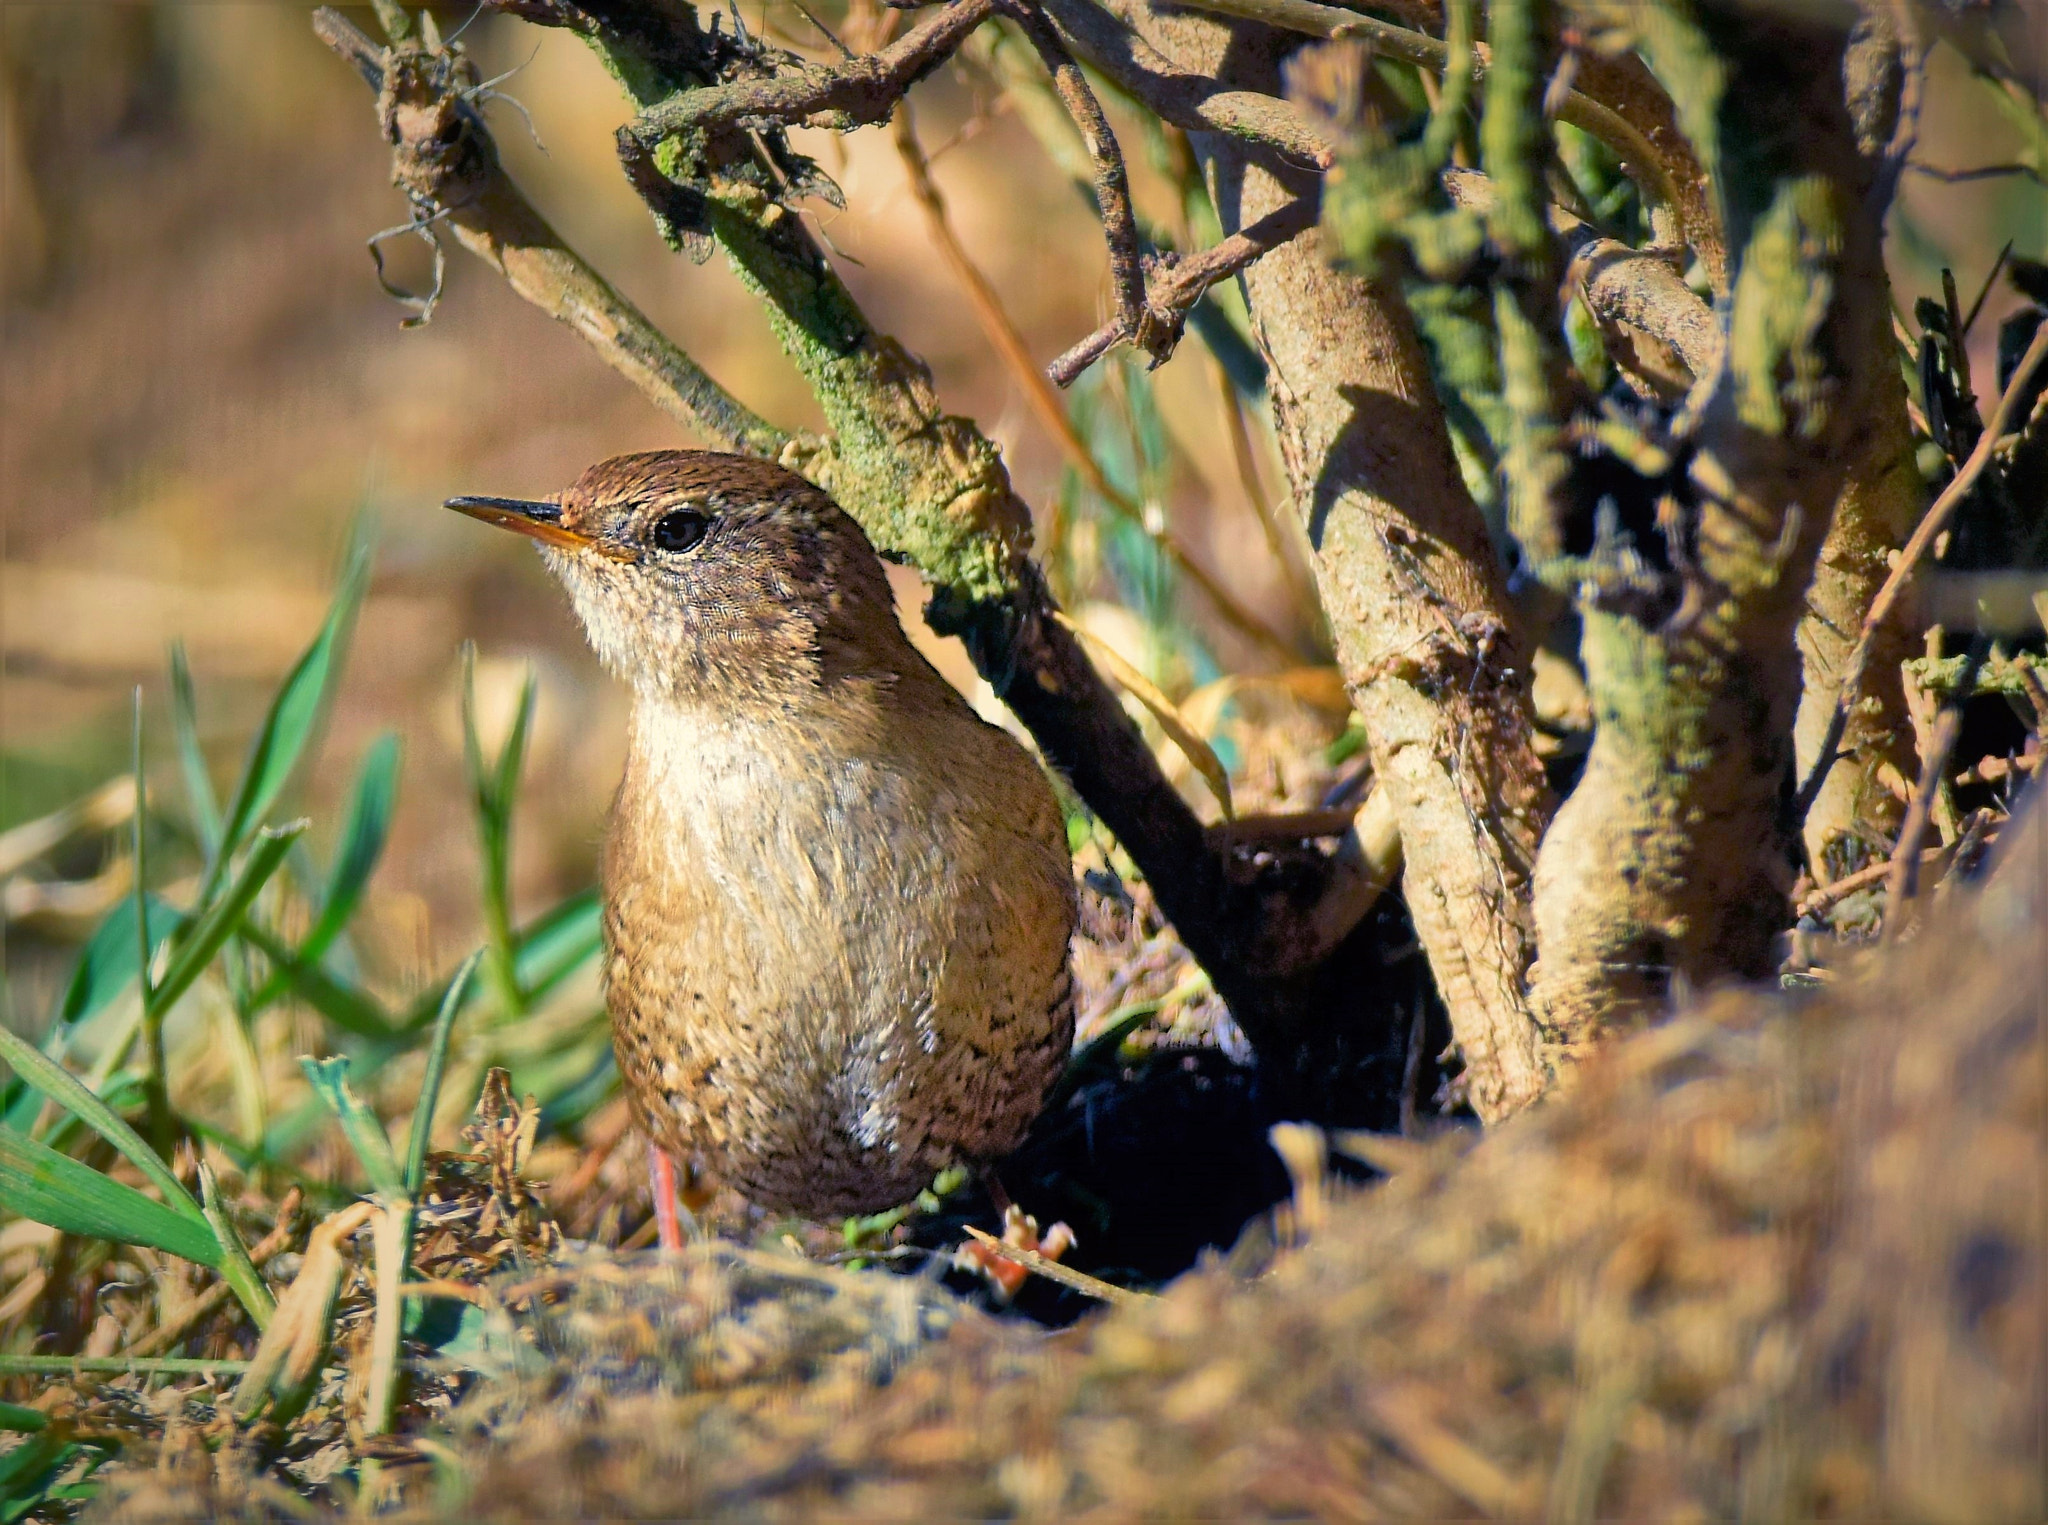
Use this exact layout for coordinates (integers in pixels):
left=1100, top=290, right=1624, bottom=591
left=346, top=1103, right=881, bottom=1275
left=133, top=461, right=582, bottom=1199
left=448, top=451, right=1076, bottom=1218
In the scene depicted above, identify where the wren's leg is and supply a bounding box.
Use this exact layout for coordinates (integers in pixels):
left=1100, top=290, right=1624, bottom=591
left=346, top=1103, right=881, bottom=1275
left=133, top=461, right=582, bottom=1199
left=649, top=1147, right=686, bottom=1251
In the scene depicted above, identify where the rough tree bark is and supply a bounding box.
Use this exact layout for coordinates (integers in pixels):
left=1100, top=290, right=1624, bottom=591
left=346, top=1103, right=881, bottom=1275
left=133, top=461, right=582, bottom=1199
left=1793, top=17, right=1923, bottom=879
left=1063, top=0, right=1556, bottom=1120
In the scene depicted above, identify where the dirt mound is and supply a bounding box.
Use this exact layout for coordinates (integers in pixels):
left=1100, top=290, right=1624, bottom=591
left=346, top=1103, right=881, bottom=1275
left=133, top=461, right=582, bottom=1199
left=99, top=810, right=2043, bottom=1521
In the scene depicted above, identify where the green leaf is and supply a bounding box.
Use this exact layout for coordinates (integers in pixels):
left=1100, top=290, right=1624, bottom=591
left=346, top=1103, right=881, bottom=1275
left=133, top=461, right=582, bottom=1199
left=168, top=641, right=222, bottom=860
left=239, top=923, right=393, bottom=1038
left=0, top=1124, right=220, bottom=1267
left=198, top=1162, right=275, bottom=1330
left=492, top=669, right=538, bottom=824
left=205, top=533, right=372, bottom=902
left=151, top=822, right=305, bottom=1020
left=304, top=732, right=400, bottom=963
left=511, top=890, right=602, bottom=1006
left=0, top=1024, right=205, bottom=1229
left=57, top=895, right=179, bottom=1029
left=397, top=891, right=600, bottom=1033
left=405, top=952, right=482, bottom=1193
left=299, top=1056, right=404, bottom=1198
left=0, top=1403, right=48, bottom=1434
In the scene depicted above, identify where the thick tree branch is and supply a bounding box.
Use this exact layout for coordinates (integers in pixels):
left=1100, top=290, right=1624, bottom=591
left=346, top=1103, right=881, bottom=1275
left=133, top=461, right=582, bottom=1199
left=1034, top=0, right=1335, bottom=169
left=1113, top=0, right=1556, bottom=1119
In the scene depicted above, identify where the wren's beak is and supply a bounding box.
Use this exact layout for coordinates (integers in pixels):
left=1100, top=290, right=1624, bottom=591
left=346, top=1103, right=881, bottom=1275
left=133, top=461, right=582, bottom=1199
left=446, top=495, right=627, bottom=559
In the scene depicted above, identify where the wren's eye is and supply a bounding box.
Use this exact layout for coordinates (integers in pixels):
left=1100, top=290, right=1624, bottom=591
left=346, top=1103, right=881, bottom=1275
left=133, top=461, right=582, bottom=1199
left=649, top=508, right=711, bottom=554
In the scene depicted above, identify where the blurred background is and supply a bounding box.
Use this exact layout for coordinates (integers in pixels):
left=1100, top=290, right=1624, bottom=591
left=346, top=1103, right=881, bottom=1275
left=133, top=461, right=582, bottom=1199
left=0, top=0, right=2041, bottom=1029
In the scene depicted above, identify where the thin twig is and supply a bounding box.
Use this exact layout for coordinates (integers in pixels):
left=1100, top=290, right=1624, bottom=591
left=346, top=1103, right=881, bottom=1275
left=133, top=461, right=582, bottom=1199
left=310, top=8, right=791, bottom=458
left=1048, top=196, right=1318, bottom=384
left=1001, top=2, right=1150, bottom=347
left=1797, top=839, right=1974, bottom=918
left=1884, top=706, right=1963, bottom=940
left=1907, top=161, right=2047, bottom=187
left=959, top=1224, right=1153, bottom=1305
left=1797, top=322, right=2048, bottom=814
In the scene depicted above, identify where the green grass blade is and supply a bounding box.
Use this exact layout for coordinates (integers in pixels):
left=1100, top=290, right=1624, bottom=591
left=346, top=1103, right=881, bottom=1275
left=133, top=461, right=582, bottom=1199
left=205, top=535, right=371, bottom=901
left=404, top=951, right=482, bottom=1193
left=492, top=667, right=538, bottom=823
left=198, top=1162, right=275, bottom=1330
left=239, top=923, right=394, bottom=1038
left=0, top=1024, right=205, bottom=1228
left=395, top=890, right=600, bottom=1032
left=243, top=732, right=399, bottom=1014
left=304, top=731, right=400, bottom=962
left=510, top=890, right=601, bottom=1006
left=59, top=895, right=178, bottom=1030
left=0, top=1402, right=48, bottom=1433
left=150, top=822, right=305, bottom=1021
left=135, top=689, right=169, bottom=1156
left=0, top=1123, right=220, bottom=1267
left=299, top=1056, right=404, bottom=1198
left=168, top=641, right=222, bottom=859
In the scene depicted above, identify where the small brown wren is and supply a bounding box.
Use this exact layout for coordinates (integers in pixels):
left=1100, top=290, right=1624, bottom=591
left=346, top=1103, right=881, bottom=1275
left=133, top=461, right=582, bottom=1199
left=448, top=451, right=1076, bottom=1226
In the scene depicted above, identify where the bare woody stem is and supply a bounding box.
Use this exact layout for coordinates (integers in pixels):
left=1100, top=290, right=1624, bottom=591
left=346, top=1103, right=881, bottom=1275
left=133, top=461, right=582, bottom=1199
left=1048, top=194, right=1318, bottom=385
left=632, top=0, right=1000, bottom=139
left=1796, top=321, right=2048, bottom=815
left=1528, top=3, right=1897, bottom=1052
left=314, top=9, right=790, bottom=458
left=1002, top=3, right=1151, bottom=350
left=1112, top=0, right=1556, bottom=1118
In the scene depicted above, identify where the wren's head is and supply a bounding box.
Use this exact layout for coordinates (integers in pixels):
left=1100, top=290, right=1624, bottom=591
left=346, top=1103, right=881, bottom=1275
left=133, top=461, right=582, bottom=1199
left=449, top=451, right=902, bottom=708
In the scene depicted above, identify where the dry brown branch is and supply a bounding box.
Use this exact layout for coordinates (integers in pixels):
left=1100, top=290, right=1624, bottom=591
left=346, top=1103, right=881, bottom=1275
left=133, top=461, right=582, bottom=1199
left=1883, top=706, right=1963, bottom=938
left=890, top=110, right=1301, bottom=663
left=1047, top=194, right=1318, bottom=385
left=311, top=9, right=792, bottom=459
left=1035, top=0, right=1335, bottom=169
left=1798, top=321, right=2048, bottom=813
left=1794, top=840, right=1947, bottom=918
left=631, top=0, right=1000, bottom=142
left=1001, top=3, right=1152, bottom=353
